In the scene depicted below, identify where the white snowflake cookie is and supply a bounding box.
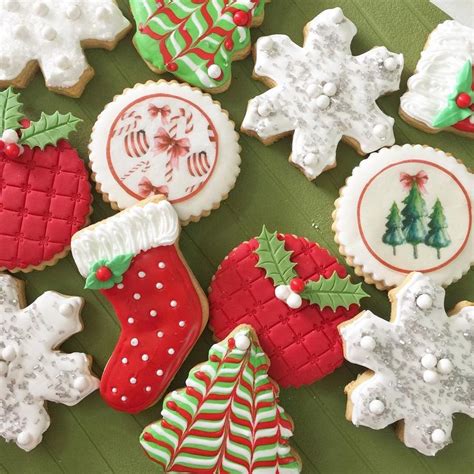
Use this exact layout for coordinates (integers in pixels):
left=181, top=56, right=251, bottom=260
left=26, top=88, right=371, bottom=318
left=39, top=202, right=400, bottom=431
left=241, top=7, right=403, bottom=180
left=0, top=275, right=99, bottom=451
left=339, top=272, right=473, bottom=456
left=0, top=0, right=131, bottom=97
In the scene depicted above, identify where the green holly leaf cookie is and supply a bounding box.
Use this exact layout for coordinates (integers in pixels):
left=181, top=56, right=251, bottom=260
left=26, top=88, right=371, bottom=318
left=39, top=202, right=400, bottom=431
left=0, top=87, right=24, bottom=135
left=85, top=254, right=134, bottom=290
left=300, top=272, right=369, bottom=310
left=255, top=226, right=297, bottom=286
left=19, top=112, right=82, bottom=150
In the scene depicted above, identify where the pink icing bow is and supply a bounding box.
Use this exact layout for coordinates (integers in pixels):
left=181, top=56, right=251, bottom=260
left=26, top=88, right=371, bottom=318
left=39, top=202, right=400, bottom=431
left=154, top=127, right=190, bottom=170
left=399, top=171, right=429, bottom=193
left=148, top=104, right=171, bottom=124
left=138, top=176, right=169, bottom=198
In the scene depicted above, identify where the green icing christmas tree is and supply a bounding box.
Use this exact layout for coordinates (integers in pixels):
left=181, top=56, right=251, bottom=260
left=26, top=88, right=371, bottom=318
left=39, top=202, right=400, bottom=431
left=425, top=199, right=451, bottom=259
left=401, top=182, right=428, bottom=259
left=382, top=202, right=405, bottom=256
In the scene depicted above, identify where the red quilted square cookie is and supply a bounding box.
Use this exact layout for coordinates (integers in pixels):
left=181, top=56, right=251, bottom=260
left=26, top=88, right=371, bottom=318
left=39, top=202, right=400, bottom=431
left=209, top=228, right=368, bottom=387
left=0, top=88, right=90, bottom=272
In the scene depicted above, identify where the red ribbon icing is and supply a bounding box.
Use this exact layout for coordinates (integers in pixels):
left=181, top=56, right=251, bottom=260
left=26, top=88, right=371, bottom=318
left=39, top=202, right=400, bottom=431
left=399, top=170, right=429, bottom=193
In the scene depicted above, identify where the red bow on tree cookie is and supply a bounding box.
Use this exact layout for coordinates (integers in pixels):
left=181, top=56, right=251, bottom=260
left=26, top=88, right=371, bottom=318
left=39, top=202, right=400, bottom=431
left=148, top=104, right=171, bottom=124
left=399, top=171, right=428, bottom=193
left=154, top=127, right=190, bottom=169
left=138, top=176, right=169, bottom=198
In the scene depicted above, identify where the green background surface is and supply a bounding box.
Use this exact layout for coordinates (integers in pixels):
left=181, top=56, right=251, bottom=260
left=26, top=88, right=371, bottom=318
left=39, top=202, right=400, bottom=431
left=1, top=0, right=473, bottom=473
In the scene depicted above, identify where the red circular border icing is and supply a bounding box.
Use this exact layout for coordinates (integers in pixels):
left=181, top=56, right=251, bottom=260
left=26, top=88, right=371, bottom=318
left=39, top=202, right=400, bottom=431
left=106, top=93, right=219, bottom=204
left=356, top=159, right=472, bottom=274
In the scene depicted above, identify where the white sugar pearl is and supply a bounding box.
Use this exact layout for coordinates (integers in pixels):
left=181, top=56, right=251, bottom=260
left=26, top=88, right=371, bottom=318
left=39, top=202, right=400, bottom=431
left=130, top=377, right=137, bottom=384
left=179, top=320, right=186, bottom=327
left=42, top=26, right=57, bottom=41
left=157, top=331, right=164, bottom=338
left=158, top=262, right=166, bottom=269
left=368, top=399, right=385, bottom=415
left=145, top=386, right=152, bottom=392
left=121, top=396, right=127, bottom=402
left=142, top=354, right=149, bottom=361
left=421, top=353, right=437, bottom=369
left=33, top=2, right=49, bottom=16
left=73, top=376, right=89, bottom=392
left=235, top=333, right=251, bottom=351
left=275, top=285, right=290, bottom=301
left=170, top=300, right=177, bottom=308
left=5, top=0, right=20, bottom=12
left=0, top=56, right=10, bottom=69
left=130, top=338, right=139, bottom=347
left=117, top=283, right=124, bottom=290
left=423, top=369, right=439, bottom=384
left=307, top=83, right=319, bottom=97
left=128, top=317, right=134, bottom=324
left=156, top=282, right=164, bottom=289
left=286, top=292, right=302, bottom=309
left=208, top=64, right=222, bottom=79
left=150, top=310, right=157, bottom=317
left=2, top=345, right=16, bottom=361
left=112, top=387, right=118, bottom=393
left=257, top=102, right=272, bottom=117
left=360, top=336, right=376, bottom=351
left=431, top=428, right=446, bottom=444
left=66, top=5, right=81, bottom=20
left=258, top=37, right=273, bottom=51
left=0, top=361, right=8, bottom=376
left=2, top=129, right=19, bottom=143
left=59, top=302, right=75, bottom=317
left=416, top=293, right=433, bottom=310
left=96, top=6, right=111, bottom=20
left=383, top=57, right=398, bottom=71
left=15, top=25, right=28, bottom=38
left=168, top=348, right=175, bottom=355
left=304, top=153, right=318, bottom=166
left=156, top=369, right=163, bottom=376
left=138, top=271, right=146, bottom=278
left=373, top=124, right=387, bottom=139
left=122, top=357, right=128, bottom=364
left=437, top=358, right=453, bottom=374
left=17, top=432, right=32, bottom=446
left=315, top=95, right=330, bottom=109
left=133, top=293, right=141, bottom=300
left=330, top=7, right=344, bottom=24
left=323, top=82, right=337, bottom=97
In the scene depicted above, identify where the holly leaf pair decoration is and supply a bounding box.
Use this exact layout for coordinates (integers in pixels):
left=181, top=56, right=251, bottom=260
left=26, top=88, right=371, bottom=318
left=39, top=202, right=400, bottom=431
left=432, top=59, right=474, bottom=128
left=255, top=226, right=369, bottom=310
left=0, top=88, right=81, bottom=151
left=85, top=254, right=134, bottom=290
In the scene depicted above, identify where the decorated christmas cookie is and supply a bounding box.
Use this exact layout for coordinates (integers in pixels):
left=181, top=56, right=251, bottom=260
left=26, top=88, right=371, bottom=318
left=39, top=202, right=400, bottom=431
left=89, top=81, right=240, bottom=224
left=140, top=325, right=302, bottom=473
left=400, top=21, right=473, bottom=138
left=339, top=272, right=473, bottom=456
left=241, top=7, right=403, bottom=180
left=0, top=0, right=131, bottom=97
left=130, top=0, right=270, bottom=93
left=209, top=227, right=368, bottom=387
left=71, top=195, right=208, bottom=413
left=0, top=88, right=92, bottom=272
left=333, top=144, right=474, bottom=289
left=0, top=274, right=99, bottom=452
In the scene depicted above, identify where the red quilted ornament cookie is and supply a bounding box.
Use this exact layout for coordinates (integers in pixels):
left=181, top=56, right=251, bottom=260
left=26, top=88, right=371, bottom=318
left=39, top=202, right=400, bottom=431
left=71, top=195, right=208, bottom=413
left=209, top=226, right=368, bottom=387
left=0, top=88, right=90, bottom=272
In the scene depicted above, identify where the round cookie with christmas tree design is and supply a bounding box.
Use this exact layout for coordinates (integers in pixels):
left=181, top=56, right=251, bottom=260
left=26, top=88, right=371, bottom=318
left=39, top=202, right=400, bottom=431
left=333, top=144, right=474, bottom=290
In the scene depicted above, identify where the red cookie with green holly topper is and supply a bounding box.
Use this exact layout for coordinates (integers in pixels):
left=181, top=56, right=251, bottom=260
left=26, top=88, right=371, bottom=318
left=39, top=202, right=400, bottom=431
left=0, top=88, right=90, bottom=272
left=209, top=226, right=368, bottom=388
left=71, top=195, right=208, bottom=413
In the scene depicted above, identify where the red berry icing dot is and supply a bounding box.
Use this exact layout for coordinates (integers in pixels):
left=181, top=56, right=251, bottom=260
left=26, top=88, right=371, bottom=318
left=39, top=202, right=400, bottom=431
left=233, top=10, right=250, bottom=26
left=96, top=266, right=113, bottom=282
left=20, top=118, right=31, bottom=128
left=224, top=39, right=234, bottom=50
left=228, top=337, right=236, bottom=349
left=290, top=278, right=305, bottom=293
left=455, top=92, right=471, bottom=108
left=167, top=62, right=178, bottom=72
left=4, top=143, right=20, bottom=159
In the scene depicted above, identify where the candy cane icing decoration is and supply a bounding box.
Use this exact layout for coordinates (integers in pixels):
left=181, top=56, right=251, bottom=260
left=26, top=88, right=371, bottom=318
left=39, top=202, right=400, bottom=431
left=71, top=195, right=208, bottom=413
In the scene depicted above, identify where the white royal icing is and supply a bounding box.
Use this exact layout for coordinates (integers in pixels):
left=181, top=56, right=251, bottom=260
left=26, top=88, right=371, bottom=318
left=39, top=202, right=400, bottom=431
left=0, top=274, right=99, bottom=452
left=400, top=21, right=474, bottom=129
left=339, top=272, right=473, bottom=456
left=241, top=8, right=403, bottom=180
left=334, top=144, right=474, bottom=288
left=71, top=199, right=180, bottom=278
left=0, top=0, right=130, bottom=90
left=89, top=81, right=241, bottom=223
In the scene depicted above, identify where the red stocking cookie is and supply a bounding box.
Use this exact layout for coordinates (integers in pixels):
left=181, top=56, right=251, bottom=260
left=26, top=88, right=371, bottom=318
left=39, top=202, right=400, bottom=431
left=71, top=195, right=208, bottom=413
left=209, top=227, right=368, bottom=387
left=0, top=88, right=91, bottom=272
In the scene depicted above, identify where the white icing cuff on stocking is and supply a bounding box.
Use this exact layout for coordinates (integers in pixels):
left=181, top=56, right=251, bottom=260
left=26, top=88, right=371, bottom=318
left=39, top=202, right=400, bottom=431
left=72, top=199, right=180, bottom=277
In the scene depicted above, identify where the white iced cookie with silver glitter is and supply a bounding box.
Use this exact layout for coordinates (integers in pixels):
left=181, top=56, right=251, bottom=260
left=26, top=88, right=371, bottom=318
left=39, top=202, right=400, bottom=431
left=241, top=7, right=403, bottom=181
left=0, top=274, right=99, bottom=452
left=0, top=0, right=131, bottom=97
left=339, top=272, right=473, bottom=456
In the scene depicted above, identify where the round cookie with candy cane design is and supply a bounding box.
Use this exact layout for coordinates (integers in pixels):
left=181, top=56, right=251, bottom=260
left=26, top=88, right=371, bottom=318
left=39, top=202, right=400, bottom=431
left=89, top=81, right=240, bottom=224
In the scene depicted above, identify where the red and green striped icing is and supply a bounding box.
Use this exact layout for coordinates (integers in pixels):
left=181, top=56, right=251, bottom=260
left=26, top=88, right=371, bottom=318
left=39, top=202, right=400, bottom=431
left=140, top=325, right=302, bottom=473
left=130, top=0, right=268, bottom=90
